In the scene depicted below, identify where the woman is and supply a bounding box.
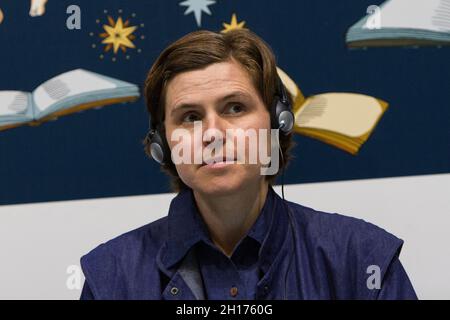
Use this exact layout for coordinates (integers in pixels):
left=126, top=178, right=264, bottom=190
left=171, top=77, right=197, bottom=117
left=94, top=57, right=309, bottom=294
left=80, top=29, right=417, bottom=300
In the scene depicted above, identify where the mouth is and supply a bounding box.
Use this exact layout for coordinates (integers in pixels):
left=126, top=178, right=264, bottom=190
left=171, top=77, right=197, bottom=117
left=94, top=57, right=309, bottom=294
left=201, top=156, right=237, bottom=167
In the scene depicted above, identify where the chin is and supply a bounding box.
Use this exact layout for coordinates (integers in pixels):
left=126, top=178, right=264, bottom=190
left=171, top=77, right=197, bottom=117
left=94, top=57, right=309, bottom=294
left=190, top=170, right=251, bottom=196
left=195, top=177, right=244, bottom=196
left=180, top=164, right=262, bottom=196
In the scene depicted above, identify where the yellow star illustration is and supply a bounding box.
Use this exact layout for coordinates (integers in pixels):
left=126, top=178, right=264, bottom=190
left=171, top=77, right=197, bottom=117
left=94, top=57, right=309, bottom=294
left=100, top=16, right=137, bottom=54
left=221, top=13, right=246, bottom=33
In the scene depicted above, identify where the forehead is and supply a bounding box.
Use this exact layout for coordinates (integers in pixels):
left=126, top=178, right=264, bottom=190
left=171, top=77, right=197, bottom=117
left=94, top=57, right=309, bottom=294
left=164, top=60, right=260, bottom=111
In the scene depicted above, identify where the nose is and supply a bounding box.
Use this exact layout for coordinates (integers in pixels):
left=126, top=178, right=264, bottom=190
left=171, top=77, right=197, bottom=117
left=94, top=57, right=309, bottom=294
left=202, top=112, right=227, bottom=148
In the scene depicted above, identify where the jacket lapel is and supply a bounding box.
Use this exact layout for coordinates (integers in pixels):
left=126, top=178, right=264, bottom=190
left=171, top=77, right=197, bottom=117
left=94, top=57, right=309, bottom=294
left=161, top=249, right=206, bottom=300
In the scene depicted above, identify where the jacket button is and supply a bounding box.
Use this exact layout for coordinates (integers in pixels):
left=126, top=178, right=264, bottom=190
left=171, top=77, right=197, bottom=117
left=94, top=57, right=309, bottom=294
left=264, top=285, right=269, bottom=293
left=170, top=287, right=179, bottom=295
left=230, top=286, right=238, bottom=297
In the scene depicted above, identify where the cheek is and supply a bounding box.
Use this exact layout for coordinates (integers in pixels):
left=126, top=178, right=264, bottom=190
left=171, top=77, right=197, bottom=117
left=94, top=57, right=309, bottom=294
left=238, top=114, right=272, bottom=160
left=164, top=127, right=197, bottom=184
left=173, top=162, right=200, bottom=189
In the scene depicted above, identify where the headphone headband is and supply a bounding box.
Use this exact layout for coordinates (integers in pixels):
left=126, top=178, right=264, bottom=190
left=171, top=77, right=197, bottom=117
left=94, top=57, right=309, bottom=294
left=276, top=74, right=289, bottom=105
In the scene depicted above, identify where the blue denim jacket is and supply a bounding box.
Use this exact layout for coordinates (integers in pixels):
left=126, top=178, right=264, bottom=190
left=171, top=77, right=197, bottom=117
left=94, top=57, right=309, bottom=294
left=80, top=186, right=417, bottom=300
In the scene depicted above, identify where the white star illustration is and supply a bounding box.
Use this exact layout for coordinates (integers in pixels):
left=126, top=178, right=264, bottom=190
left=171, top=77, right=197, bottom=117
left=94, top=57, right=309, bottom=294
left=179, top=0, right=216, bottom=27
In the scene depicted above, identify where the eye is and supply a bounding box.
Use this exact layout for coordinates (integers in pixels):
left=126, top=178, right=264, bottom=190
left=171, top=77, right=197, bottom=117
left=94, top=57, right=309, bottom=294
left=182, top=112, right=201, bottom=123
left=227, top=103, right=245, bottom=115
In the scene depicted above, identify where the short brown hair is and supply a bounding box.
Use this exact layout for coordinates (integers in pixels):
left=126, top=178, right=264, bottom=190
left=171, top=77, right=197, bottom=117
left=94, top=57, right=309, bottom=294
left=143, top=29, right=295, bottom=192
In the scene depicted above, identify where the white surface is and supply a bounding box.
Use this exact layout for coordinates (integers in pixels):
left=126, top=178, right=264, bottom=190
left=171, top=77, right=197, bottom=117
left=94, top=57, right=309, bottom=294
left=0, top=173, right=449, bottom=299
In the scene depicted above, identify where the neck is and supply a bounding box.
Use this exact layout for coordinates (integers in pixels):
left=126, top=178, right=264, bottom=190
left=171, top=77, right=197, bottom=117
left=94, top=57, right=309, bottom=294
left=193, top=181, right=269, bottom=257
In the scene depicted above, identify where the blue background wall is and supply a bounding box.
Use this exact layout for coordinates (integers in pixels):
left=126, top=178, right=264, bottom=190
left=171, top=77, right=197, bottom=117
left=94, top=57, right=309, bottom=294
left=0, top=0, right=449, bottom=205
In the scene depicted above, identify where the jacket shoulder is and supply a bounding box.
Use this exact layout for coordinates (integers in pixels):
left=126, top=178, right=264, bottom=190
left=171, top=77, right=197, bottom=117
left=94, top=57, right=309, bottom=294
left=80, top=216, right=168, bottom=299
left=287, top=201, right=404, bottom=298
left=287, top=200, right=403, bottom=252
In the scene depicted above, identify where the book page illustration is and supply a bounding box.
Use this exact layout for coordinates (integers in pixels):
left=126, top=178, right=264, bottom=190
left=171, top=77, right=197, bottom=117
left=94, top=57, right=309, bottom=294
left=29, top=0, right=48, bottom=17
left=33, top=69, right=118, bottom=113
left=0, top=91, right=30, bottom=117
left=277, top=67, right=388, bottom=155
left=296, top=93, right=384, bottom=138
left=367, top=0, right=450, bottom=32
left=0, top=1, right=48, bottom=27
left=0, top=69, right=140, bottom=132
left=347, top=0, right=450, bottom=47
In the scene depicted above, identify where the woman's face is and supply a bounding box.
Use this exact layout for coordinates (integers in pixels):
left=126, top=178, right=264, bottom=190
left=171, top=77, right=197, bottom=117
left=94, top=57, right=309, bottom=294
left=163, top=59, right=271, bottom=196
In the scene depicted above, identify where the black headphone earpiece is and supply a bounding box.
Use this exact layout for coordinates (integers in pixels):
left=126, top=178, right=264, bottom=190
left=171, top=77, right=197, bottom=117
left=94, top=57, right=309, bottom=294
left=146, top=124, right=170, bottom=165
left=271, top=74, right=294, bottom=134
left=146, top=74, right=294, bottom=165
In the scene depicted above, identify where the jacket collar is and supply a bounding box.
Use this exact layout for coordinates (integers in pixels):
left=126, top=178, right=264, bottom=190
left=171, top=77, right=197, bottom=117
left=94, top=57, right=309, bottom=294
left=159, top=185, right=289, bottom=275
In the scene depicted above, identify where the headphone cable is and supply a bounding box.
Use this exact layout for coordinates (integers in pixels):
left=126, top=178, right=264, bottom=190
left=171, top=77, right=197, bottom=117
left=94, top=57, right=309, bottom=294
left=279, top=142, right=298, bottom=300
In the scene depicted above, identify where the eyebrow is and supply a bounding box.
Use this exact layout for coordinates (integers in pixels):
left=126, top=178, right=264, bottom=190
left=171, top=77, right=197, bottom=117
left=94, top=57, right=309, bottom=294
left=169, top=91, right=252, bottom=117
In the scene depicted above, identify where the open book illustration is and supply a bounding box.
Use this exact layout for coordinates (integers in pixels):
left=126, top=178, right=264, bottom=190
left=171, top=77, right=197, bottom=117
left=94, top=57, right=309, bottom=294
left=277, top=68, right=388, bottom=155
left=346, top=0, right=450, bottom=47
left=0, top=69, right=140, bottom=132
